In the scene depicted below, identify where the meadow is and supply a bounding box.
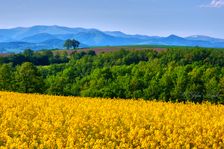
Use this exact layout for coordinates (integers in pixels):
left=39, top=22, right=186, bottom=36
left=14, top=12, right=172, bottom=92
left=0, top=91, right=224, bottom=148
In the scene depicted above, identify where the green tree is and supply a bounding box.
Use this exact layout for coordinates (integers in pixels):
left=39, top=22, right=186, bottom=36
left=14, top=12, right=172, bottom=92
left=64, top=39, right=73, bottom=49
left=204, top=77, right=219, bottom=103
left=71, top=39, right=80, bottom=49
left=219, top=77, right=224, bottom=103
left=15, top=62, right=43, bottom=93
left=0, top=63, right=15, bottom=91
left=184, top=67, right=205, bottom=103
left=203, top=67, right=219, bottom=103
left=45, top=74, right=66, bottom=95
left=23, top=49, right=34, bottom=58
left=64, top=39, right=80, bottom=49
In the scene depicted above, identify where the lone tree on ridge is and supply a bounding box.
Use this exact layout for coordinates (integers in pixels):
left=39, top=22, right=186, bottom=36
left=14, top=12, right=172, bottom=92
left=64, top=39, right=80, bottom=50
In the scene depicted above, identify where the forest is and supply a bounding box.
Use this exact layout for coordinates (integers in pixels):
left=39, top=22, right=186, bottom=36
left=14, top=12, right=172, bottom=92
left=1, top=47, right=224, bottom=103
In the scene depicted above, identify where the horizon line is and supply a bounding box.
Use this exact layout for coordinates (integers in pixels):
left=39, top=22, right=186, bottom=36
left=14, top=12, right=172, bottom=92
left=0, top=24, right=223, bottom=39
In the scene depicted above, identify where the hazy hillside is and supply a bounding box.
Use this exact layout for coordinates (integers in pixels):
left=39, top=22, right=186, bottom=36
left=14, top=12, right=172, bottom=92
left=1, top=25, right=224, bottom=53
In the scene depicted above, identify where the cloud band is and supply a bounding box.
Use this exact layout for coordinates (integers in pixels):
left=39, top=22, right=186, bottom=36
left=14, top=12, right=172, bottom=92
left=201, top=0, right=224, bottom=8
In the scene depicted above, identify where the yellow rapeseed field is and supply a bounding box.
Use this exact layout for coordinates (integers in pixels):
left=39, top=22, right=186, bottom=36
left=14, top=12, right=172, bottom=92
left=0, top=92, right=224, bottom=148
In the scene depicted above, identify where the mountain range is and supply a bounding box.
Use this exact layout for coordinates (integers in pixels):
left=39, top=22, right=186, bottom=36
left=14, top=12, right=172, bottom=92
left=0, top=25, right=224, bottom=53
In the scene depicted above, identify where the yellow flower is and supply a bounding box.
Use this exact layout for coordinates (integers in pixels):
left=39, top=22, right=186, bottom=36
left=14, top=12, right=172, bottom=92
left=0, top=91, right=223, bottom=148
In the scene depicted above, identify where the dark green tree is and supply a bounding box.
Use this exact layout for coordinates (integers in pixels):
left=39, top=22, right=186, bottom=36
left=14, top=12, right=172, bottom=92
left=15, top=62, right=43, bottom=93
left=171, top=66, right=188, bottom=101
left=0, top=63, right=15, bottom=91
left=64, top=39, right=73, bottom=49
left=219, top=77, right=224, bottom=103
left=184, top=67, right=205, bottom=103
left=71, top=39, right=80, bottom=49
left=23, top=49, right=34, bottom=58
left=64, top=39, right=80, bottom=49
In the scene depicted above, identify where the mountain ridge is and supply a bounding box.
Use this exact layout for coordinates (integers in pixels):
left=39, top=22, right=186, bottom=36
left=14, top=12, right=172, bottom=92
left=0, top=25, right=224, bottom=53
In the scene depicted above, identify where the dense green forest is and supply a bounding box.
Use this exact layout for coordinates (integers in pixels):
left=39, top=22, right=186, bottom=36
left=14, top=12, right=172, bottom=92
left=1, top=47, right=224, bottom=103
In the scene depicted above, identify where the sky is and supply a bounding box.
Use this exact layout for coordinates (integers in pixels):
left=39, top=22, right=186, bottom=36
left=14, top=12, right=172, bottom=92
left=0, top=0, right=224, bottom=38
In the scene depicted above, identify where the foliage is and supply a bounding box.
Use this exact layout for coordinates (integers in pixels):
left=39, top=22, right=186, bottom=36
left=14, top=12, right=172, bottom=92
left=1, top=47, right=224, bottom=103
left=0, top=49, right=69, bottom=66
left=0, top=63, right=14, bottom=91
left=15, top=62, right=43, bottom=93
left=63, top=39, right=80, bottom=49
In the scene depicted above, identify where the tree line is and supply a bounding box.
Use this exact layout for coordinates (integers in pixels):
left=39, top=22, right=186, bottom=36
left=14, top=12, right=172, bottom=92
left=1, top=47, right=224, bottom=103
left=0, top=49, right=69, bottom=66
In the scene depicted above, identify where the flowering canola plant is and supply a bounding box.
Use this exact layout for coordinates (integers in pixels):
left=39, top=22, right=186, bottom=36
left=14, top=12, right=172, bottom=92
left=0, top=91, right=224, bottom=148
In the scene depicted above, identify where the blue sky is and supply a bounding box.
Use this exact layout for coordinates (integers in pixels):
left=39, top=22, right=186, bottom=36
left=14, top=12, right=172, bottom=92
left=0, top=0, right=224, bottom=38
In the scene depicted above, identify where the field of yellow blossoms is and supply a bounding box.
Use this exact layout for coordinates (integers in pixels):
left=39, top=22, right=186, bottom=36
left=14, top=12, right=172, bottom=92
left=0, top=91, right=224, bottom=148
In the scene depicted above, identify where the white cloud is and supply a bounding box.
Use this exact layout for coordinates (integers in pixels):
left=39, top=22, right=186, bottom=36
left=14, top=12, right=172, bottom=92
left=201, top=0, right=224, bottom=8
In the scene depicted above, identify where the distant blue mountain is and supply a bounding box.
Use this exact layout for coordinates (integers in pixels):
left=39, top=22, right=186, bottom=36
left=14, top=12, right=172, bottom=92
left=186, top=35, right=224, bottom=43
left=0, top=25, right=224, bottom=53
left=21, top=33, right=58, bottom=43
